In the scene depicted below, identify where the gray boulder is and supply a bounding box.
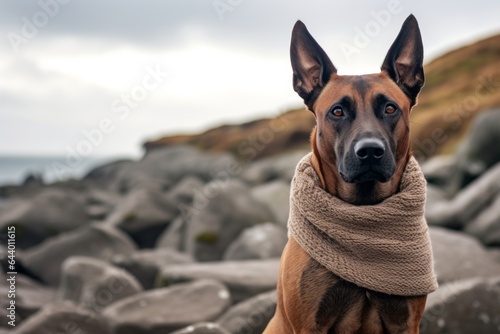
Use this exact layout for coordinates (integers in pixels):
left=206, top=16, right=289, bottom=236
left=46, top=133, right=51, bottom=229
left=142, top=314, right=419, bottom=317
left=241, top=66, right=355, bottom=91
left=465, top=194, right=500, bottom=246
left=0, top=188, right=88, bottom=249
left=488, top=249, right=500, bottom=263
left=154, top=177, right=206, bottom=251
left=223, top=223, right=288, bottom=261
left=425, top=185, right=448, bottom=216
left=112, top=248, right=194, bottom=289
left=103, top=279, right=231, bottom=334
left=21, top=224, right=136, bottom=286
left=14, top=301, right=111, bottom=334
left=111, top=146, right=238, bottom=193
left=85, top=188, right=121, bottom=221
left=166, top=176, right=206, bottom=204
left=445, top=108, right=500, bottom=196
left=155, top=215, right=186, bottom=250
left=421, top=155, right=455, bottom=188
left=251, top=180, right=290, bottom=227
left=0, top=274, right=55, bottom=325
left=217, top=290, right=277, bottom=334
left=159, top=260, right=279, bottom=303
left=57, top=257, right=142, bottom=311
left=430, top=227, right=500, bottom=284
left=421, top=276, right=500, bottom=333
left=84, top=159, right=135, bottom=183
left=426, top=162, right=500, bottom=228
left=181, top=180, right=275, bottom=261
left=241, top=150, right=308, bottom=185
left=170, top=323, right=230, bottom=334
left=105, top=188, right=178, bottom=247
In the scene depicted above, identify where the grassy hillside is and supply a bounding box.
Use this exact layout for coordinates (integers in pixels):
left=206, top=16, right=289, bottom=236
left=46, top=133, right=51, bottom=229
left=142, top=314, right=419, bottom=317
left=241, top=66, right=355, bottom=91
left=411, top=33, right=500, bottom=158
left=145, top=33, right=500, bottom=161
left=144, top=108, right=315, bottom=160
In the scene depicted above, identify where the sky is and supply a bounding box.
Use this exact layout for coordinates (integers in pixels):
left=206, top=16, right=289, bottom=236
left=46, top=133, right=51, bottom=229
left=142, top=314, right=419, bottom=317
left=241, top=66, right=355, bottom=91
left=1, top=0, right=499, bottom=158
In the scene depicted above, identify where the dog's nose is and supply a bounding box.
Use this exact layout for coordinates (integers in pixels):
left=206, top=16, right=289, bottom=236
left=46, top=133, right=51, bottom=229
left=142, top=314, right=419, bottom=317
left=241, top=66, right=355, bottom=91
left=354, top=138, right=385, bottom=160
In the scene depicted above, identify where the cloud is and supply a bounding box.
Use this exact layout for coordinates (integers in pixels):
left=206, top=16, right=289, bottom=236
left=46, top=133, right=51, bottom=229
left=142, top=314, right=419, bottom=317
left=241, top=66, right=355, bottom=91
left=0, top=0, right=499, bottom=156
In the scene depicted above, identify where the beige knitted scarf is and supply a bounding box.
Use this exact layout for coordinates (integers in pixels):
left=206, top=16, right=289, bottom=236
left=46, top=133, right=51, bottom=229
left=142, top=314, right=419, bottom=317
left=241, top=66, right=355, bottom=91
left=288, top=153, right=438, bottom=296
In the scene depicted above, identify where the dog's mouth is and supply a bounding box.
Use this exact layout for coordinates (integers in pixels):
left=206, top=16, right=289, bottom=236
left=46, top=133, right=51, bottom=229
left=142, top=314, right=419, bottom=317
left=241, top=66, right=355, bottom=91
left=340, top=168, right=393, bottom=184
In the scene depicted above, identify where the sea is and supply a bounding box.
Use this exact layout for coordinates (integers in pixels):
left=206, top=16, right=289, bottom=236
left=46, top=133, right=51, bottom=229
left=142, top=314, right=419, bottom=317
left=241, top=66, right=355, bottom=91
left=0, top=155, right=132, bottom=186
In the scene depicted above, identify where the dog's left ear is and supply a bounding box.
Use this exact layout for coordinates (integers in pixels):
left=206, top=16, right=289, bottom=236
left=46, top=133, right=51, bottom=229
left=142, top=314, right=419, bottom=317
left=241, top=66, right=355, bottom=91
left=381, top=14, right=424, bottom=105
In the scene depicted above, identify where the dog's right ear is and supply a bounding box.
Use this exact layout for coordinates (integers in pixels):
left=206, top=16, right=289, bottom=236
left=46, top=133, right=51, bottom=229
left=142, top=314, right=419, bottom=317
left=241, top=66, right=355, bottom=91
left=290, top=21, right=336, bottom=109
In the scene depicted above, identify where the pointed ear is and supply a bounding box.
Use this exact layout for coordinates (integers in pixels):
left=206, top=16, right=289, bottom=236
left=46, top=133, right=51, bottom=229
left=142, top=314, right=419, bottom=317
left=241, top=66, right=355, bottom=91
left=381, top=15, right=424, bottom=105
left=290, top=21, right=336, bottom=109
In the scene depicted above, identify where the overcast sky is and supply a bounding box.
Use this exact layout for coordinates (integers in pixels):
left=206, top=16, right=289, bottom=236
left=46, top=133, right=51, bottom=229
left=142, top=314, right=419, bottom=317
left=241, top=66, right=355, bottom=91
left=1, top=0, right=499, bottom=157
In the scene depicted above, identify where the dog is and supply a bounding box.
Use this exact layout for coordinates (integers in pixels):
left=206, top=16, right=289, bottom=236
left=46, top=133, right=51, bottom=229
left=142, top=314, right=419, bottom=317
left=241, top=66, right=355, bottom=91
left=264, top=15, right=429, bottom=334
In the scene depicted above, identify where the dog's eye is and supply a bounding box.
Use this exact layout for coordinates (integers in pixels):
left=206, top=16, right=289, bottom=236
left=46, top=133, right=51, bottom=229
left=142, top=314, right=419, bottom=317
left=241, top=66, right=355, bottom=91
left=331, top=107, right=344, bottom=117
left=385, top=104, right=397, bottom=114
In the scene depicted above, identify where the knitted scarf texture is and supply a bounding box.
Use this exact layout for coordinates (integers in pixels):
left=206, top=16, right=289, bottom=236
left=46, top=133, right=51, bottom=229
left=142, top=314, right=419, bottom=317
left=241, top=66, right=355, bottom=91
left=288, top=153, right=438, bottom=296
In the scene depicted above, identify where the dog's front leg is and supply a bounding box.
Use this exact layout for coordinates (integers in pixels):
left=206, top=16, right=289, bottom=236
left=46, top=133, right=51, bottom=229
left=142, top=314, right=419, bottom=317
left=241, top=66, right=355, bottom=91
left=366, top=291, right=427, bottom=334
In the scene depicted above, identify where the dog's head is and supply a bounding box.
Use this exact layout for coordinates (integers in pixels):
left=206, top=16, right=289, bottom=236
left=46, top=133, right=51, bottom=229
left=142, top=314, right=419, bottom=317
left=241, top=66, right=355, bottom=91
left=290, top=15, right=423, bottom=192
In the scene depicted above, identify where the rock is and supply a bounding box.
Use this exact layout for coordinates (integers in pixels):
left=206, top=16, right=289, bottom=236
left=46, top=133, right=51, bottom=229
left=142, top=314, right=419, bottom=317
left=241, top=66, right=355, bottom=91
left=445, top=108, right=500, bottom=196
left=421, top=155, right=454, bottom=188
left=223, top=223, right=288, bottom=261
left=21, top=224, right=136, bottom=286
left=87, top=205, right=111, bottom=221
left=425, top=185, right=448, bottom=216
left=0, top=274, right=55, bottom=327
left=251, top=180, right=290, bottom=227
left=103, top=279, right=230, bottom=334
left=105, top=188, right=178, bottom=247
left=488, top=249, right=500, bottom=263
left=159, top=260, right=279, bottom=303
left=465, top=194, right=500, bottom=246
left=23, top=172, right=43, bottom=186
left=111, top=146, right=239, bottom=193
left=156, top=216, right=186, bottom=250
left=166, top=176, right=205, bottom=204
left=14, top=301, right=111, bottom=334
left=85, top=188, right=121, bottom=221
left=421, top=276, right=500, bottom=333
left=425, top=162, right=500, bottom=228
left=217, top=290, right=276, bottom=334
left=181, top=180, right=275, bottom=261
left=430, top=227, right=500, bottom=284
left=170, top=323, right=230, bottom=334
left=112, top=248, right=194, bottom=289
left=241, top=150, right=308, bottom=185
left=155, top=176, right=206, bottom=251
left=0, top=188, right=88, bottom=249
left=58, top=257, right=142, bottom=311
left=84, top=159, right=135, bottom=184
left=85, top=188, right=120, bottom=207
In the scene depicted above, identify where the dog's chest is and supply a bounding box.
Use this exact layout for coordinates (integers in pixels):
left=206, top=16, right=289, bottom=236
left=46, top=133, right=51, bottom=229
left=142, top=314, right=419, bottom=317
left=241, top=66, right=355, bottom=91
left=299, top=259, right=367, bottom=332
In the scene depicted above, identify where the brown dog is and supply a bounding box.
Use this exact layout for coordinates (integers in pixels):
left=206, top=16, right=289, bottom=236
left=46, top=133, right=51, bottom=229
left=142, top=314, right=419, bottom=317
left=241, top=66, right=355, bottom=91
left=264, top=15, right=428, bottom=334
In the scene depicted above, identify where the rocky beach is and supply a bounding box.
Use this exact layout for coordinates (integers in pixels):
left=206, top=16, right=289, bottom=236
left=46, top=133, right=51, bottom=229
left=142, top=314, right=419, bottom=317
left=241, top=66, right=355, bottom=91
left=0, top=108, right=500, bottom=334
left=1, top=1, right=499, bottom=333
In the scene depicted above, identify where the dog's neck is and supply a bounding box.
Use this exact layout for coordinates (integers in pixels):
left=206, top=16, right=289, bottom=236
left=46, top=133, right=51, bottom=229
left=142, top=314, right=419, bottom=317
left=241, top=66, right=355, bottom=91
left=310, top=128, right=409, bottom=206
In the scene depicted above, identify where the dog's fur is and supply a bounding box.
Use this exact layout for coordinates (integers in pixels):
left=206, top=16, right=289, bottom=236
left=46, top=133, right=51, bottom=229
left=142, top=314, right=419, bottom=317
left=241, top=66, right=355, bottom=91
left=264, top=15, right=428, bottom=333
